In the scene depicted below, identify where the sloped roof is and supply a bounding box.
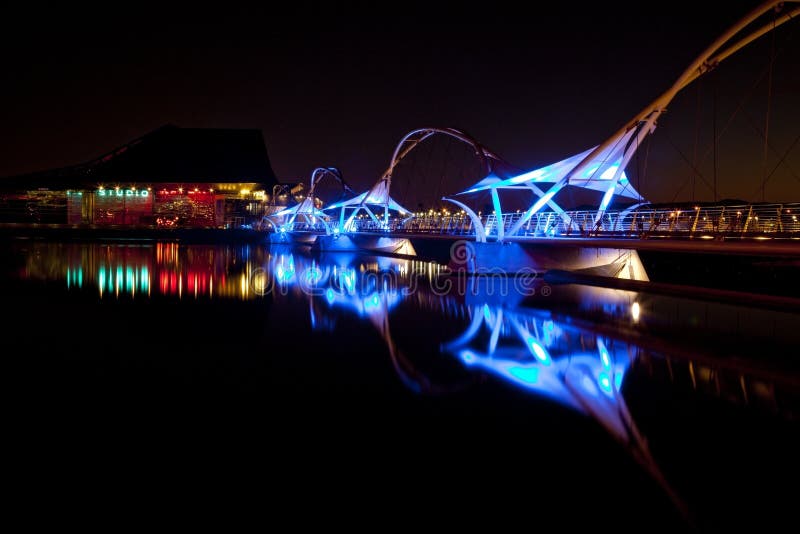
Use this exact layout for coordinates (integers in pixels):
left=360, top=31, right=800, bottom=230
left=0, top=124, right=278, bottom=189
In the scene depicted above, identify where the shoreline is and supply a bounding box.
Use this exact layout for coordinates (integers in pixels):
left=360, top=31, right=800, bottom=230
left=0, top=223, right=267, bottom=243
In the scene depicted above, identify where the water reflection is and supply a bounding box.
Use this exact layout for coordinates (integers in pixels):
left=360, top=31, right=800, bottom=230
left=440, top=303, right=687, bottom=514
left=7, top=241, right=797, bottom=529
left=266, top=249, right=797, bottom=524
left=16, top=242, right=269, bottom=299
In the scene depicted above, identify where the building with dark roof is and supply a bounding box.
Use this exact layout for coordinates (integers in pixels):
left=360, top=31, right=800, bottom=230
left=0, top=125, right=279, bottom=227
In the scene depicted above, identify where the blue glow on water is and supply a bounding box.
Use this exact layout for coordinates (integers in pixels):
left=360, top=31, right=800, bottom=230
left=509, top=366, right=539, bottom=384
left=582, top=375, right=599, bottom=396
left=304, top=266, right=322, bottom=285
left=483, top=304, right=491, bottom=321
left=526, top=337, right=551, bottom=365
left=598, top=339, right=611, bottom=369
left=275, top=256, right=296, bottom=284
left=340, top=269, right=356, bottom=293
left=615, top=372, right=623, bottom=391
left=459, top=350, right=477, bottom=364
left=326, top=288, right=336, bottom=305
left=598, top=372, right=612, bottom=394
left=363, top=293, right=382, bottom=314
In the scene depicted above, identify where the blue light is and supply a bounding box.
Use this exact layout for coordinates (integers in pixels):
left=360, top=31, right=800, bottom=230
left=304, top=266, right=322, bottom=285
left=582, top=375, right=599, bottom=396
left=126, top=266, right=134, bottom=292
left=275, top=256, right=296, bottom=284
left=509, top=168, right=546, bottom=184
left=363, top=293, right=382, bottom=314
left=598, top=339, right=611, bottom=369
left=598, top=372, right=612, bottom=394
left=526, top=337, right=551, bottom=365
left=483, top=304, right=491, bottom=321
left=459, top=350, right=477, bottom=364
left=326, top=288, right=336, bottom=305
left=615, top=372, right=623, bottom=391
left=509, top=366, right=539, bottom=384
left=340, top=270, right=355, bottom=293
left=599, top=186, right=616, bottom=211
left=600, top=165, right=619, bottom=180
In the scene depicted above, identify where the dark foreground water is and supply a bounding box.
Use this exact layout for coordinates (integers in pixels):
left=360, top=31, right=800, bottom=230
left=2, top=239, right=798, bottom=530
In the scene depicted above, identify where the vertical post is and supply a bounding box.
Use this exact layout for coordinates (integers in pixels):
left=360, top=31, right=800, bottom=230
left=691, top=206, right=701, bottom=235
left=742, top=205, right=754, bottom=233
left=491, top=188, right=504, bottom=241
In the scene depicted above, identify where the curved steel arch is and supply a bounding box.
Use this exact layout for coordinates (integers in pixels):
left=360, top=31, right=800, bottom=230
left=309, top=166, right=356, bottom=199
left=381, top=127, right=506, bottom=187
left=379, top=127, right=513, bottom=239
left=264, top=166, right=354, bottom=236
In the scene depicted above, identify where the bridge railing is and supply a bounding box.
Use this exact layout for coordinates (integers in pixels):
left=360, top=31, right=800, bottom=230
left=344, top=203, right=800, bottom=238
left=280, top=221, right=331, bottom=233
left=568, top=203, right=800, bottom=237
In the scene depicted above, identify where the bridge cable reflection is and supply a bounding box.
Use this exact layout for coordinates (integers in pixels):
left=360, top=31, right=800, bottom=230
left=441, top=303, right=690, bottom=522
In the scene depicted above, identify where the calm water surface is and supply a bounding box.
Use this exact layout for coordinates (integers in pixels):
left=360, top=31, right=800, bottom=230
left=3, top=239, right=798, bottom=531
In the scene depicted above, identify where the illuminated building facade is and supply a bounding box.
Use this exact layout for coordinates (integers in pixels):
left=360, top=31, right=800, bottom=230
left=0, top=125, right=279, bottom=228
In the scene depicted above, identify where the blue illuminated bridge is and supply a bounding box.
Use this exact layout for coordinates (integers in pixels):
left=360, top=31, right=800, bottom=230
left=264, top=1, right=800, bottom=279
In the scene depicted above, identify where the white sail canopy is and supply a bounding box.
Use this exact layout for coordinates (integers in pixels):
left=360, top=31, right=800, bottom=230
left=458, top=141, right=642, bottom=201
left=273, top=196, right=323, bottom=218
left=324, top=179, right=411, bottom=214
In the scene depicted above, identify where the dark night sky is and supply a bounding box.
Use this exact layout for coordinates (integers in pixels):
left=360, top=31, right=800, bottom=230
left=1, top=1, right=798, bottom=204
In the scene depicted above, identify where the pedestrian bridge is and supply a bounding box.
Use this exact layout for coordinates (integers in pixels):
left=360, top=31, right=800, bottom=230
left=264, top=1, right=800, bottom=276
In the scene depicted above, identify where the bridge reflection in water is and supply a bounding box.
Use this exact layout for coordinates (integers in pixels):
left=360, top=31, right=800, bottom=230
left=11, top=240, right=798, bottom=528
left=269, top=249, right=797, bottom=528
